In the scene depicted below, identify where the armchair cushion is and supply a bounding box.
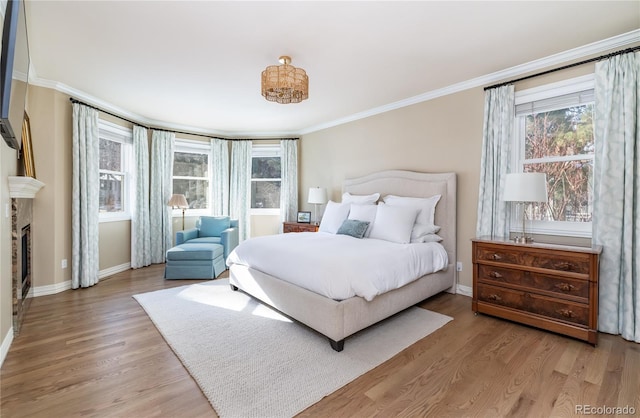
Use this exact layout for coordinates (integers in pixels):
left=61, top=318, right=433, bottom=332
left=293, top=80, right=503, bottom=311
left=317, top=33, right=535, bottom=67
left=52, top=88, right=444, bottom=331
left=199, top=216, right=231, bottom=237
left=188, top=236, right=222, bottom=245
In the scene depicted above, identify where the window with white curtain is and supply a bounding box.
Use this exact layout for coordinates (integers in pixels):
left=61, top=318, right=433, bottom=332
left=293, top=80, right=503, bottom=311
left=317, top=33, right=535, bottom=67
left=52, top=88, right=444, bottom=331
left=173, top=138, right=211, bottom=215
left=98, top=120, right=133, bottom=222
left=251, top=144, right=281, bottom=215
left=513, top=74, right=595, bottom=237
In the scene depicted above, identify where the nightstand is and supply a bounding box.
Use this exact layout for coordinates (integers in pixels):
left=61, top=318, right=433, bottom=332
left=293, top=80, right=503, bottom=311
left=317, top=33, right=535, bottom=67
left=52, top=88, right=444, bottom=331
left=472, top=237, right=602, bottom=344
left=283, top=222, right=319, bottom=233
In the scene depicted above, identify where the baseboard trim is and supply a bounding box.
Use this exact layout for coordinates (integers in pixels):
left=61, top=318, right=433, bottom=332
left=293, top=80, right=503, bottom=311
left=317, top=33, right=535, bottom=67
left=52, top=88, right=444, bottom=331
left=33, top=280, right=72, bottom=297
left=1, top=327, right=14, bottom=368
left=32, top=263, right=131, bottom=297
left=456, top=284, right=472, bottom=298
left=99, top=263, right=131, bottom=279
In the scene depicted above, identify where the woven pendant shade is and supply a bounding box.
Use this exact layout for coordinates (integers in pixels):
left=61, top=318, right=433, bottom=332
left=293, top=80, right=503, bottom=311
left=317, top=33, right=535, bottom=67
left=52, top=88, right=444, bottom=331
left=261, top=56, right=309, bottom=104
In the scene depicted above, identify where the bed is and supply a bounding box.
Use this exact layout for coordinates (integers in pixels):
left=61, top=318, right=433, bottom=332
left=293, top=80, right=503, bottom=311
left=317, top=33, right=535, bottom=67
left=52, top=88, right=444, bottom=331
left=227, top=170, right=457, bottom=351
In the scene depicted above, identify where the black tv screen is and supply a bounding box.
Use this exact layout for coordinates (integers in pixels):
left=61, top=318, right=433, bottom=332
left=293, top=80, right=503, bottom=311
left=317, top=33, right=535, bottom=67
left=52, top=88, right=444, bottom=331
left=0, top=0, right=29, bottom=150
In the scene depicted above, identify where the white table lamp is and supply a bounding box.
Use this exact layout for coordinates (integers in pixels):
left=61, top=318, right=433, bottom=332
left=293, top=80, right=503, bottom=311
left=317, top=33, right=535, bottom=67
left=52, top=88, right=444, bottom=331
left=503, top=173, right=548, bottom=243
left=308, top=187, right=328, bottom=225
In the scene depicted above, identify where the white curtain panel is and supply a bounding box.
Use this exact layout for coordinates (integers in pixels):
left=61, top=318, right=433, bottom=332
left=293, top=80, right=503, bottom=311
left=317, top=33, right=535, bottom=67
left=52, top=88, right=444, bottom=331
left=131, top=125, right=151, bottom=269
left=280, top=139, right=299, bottom=225
left=230, top=140, right=252, bottom=241
left=593, top=51, right=640, bottom=343
left=150, top=130, right=175, bottom=263
left=71, top=103, right=100, bottom=289
left=475, top=85, right=515, bottom=239
left=211, top=138, right=230, bottom=216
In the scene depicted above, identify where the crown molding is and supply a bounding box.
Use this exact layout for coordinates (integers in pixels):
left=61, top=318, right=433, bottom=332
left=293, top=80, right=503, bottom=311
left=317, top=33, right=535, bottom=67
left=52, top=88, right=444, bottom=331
left=300, top=29, right=640, bottom=135
left=29, top=76, right=302, bottom=139
left=30, top=29, right=639, bottom=137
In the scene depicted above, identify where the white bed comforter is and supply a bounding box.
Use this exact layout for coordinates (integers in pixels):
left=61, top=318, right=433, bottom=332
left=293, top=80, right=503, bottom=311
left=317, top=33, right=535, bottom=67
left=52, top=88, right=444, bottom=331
left=226, top=232, right=448, bottom=301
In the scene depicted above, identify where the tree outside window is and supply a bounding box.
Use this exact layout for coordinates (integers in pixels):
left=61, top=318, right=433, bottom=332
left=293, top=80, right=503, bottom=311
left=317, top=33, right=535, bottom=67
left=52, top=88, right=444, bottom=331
left=523, top=104, right=594, bottom=223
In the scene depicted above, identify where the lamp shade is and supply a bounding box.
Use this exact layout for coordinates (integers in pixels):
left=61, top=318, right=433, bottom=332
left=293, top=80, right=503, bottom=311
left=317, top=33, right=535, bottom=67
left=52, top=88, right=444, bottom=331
left=503, top=173, right=548, bottom=202
left=168, top=194, right=188, bottom=208
left=308, top=187, right=327, bottom=205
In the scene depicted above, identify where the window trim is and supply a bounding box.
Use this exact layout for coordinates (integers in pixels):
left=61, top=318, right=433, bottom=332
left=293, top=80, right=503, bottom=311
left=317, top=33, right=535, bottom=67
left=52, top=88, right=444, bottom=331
left=172, top=138, right=212, bottom=217
left=251, top=144, right=281, bottom=215
left=511, top=74, right=595, bottom=239
left=98, top=120, right=133, bottom=223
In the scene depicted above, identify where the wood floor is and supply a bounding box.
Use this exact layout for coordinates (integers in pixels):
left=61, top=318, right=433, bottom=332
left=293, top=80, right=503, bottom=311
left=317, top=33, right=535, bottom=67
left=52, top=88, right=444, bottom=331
left=1, top=265, right=638, bottom=418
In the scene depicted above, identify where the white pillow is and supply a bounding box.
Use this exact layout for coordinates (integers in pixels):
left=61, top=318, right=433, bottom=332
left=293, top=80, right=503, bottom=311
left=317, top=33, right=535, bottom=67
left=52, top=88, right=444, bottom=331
left=348, top=204, right=378, bottom=237
left=318, top=201, right=351, bottom=234
left=342, top=192, right=380, bottom=205
left=410, top=223, right=441, bottom=241
left=411, top=234, right=443, bottom=244
left=368, top=204, right=419, bottom=244
left=383, top=194, right=441, bottom=227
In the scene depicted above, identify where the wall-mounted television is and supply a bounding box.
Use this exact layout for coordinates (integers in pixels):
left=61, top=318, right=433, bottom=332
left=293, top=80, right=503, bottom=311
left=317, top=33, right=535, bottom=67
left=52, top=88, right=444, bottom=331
left=0, top=0, right=29, bottom=150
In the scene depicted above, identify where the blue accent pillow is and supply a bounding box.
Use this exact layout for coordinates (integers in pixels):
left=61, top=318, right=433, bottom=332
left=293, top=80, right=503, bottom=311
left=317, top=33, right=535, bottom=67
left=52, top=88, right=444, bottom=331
left=199, top=216, right=231, bottom=237
left=336, top=219, right=370, bottom=239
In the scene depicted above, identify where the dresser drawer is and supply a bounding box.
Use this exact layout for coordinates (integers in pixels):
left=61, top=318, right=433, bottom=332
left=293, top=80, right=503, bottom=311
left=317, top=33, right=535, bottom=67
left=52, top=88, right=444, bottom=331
left=475, top=244, right=591, bottom=274
left=477, top=265, right=589, bottom=302
left=477, top=283, right=589, bottom=326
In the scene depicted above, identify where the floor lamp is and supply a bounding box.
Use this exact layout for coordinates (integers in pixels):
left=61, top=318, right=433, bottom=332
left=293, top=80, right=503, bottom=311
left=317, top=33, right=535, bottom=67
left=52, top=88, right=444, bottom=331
left=308, top=187, right=327, bottom=225
left=168, top=194, right=189, bottom=230
left=503, top=173, right=548, bottom=243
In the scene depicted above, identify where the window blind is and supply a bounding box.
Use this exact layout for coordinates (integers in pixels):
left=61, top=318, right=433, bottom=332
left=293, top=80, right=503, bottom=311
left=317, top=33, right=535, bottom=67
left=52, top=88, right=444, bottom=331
left=516, top=89, right=594, bottom=116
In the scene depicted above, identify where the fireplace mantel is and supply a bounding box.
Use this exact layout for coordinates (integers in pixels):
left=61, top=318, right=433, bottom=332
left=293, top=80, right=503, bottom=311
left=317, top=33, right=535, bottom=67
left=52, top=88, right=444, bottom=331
left=8, top=176, right=45, bottom=198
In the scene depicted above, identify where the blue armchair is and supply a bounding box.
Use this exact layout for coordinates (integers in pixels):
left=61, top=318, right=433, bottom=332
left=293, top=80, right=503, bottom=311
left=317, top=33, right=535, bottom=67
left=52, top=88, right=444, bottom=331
left=165, top=216, right=239, bottom=280
left=176, top=216, right=239, bottom=260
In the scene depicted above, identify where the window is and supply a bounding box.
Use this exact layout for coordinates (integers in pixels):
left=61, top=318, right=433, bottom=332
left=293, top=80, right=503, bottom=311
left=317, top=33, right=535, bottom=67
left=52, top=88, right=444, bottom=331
left=513, top=75, right=595, bottom=237
left=99, top=121, right=132, bottom=222
left=173, top=139, right=211, bottom=213
left=251, top=144, right=281, bottom=214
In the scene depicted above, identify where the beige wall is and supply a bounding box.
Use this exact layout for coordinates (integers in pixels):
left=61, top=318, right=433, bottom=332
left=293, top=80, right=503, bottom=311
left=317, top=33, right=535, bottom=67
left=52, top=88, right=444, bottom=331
left=28, top=86, right=72, bottom=289
left=300, top=87, right=485, bottom=289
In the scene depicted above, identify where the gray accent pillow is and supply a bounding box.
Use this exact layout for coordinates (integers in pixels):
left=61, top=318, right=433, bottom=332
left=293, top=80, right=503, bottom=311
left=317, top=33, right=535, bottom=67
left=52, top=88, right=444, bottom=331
left=337, top=219, right=370, bottom=239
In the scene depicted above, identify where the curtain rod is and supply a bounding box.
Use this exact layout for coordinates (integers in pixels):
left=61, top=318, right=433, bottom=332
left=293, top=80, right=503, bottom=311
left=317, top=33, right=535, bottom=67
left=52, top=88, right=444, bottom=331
left=484, top=45, right=640, bottom=91
left=68, top=97, right=299, bottom=141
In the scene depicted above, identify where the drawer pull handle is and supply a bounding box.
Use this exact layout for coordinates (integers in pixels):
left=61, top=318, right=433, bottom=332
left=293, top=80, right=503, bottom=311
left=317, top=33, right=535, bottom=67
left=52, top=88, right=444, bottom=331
left=555, top=283, right=576, bottom=292
left=554, top=261, right=574, bottom=271
left=491, top=253, right=502, bottom=261
left=558, top=309, right=575, bottom=318
left=489, top=271, right=503, bottom=279
left=488, top=294, right=502, bottom=301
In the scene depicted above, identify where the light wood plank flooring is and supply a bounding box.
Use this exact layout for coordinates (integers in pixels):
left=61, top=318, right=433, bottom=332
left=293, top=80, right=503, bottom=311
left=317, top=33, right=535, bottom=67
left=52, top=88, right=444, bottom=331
left=1, top=264, right=638, bottom=417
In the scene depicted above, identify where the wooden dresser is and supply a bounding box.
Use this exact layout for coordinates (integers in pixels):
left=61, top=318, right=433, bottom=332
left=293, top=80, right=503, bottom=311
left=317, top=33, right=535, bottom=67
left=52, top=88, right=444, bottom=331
left=472, top=237, right=602, bottom=344
left=283, top=222, right=319, bottom=233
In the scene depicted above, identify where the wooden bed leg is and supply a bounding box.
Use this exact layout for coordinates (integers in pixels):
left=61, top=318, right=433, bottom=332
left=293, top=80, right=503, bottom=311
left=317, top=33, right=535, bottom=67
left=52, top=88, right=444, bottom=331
left=230, top=284, right=238, bottom=291
left=329, top=339, right=344, bottom=352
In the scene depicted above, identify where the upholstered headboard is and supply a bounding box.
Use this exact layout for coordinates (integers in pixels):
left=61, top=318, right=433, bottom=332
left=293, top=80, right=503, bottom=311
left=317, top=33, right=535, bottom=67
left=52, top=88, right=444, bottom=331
left=343, top=170, right=457, bottom=273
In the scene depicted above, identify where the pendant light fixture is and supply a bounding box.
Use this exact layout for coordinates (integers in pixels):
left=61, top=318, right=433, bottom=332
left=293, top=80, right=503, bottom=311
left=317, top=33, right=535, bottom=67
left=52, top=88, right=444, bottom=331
left=261, top=56, right=309, bottom=104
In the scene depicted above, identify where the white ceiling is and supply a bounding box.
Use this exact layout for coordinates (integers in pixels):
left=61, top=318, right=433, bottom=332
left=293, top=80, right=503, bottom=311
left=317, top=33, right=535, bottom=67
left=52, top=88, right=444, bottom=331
left=25, top=1, right=640, bottom=137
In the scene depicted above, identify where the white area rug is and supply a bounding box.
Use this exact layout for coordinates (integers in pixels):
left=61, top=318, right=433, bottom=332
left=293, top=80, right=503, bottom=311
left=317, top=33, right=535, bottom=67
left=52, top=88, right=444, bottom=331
left=133, top=279, right=452, bottom=418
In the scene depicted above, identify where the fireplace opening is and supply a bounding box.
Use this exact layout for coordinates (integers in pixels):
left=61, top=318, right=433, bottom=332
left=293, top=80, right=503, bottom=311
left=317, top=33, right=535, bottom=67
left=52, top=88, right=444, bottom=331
left=21, top=224, right=31, bottom=300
